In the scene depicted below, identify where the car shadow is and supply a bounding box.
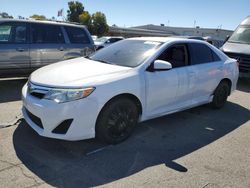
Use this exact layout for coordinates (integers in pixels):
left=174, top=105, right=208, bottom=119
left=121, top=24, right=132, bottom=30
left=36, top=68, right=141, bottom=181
left=0, top=78, right=27, bottom=103
left=13, top=101, right=250, bottom=187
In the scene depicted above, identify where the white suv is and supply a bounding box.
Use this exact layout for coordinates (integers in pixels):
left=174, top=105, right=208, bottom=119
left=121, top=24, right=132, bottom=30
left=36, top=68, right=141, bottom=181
left=22, top=37, right=239, bottom=144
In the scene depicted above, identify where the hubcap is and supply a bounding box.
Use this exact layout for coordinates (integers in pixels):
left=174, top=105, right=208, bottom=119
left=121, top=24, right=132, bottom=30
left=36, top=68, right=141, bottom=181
left=107, top=105, right=135, bottom=139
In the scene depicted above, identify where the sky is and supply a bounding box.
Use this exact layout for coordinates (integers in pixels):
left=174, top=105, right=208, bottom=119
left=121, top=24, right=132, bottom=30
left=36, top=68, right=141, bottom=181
left=1, top=0, right=249, bottom=30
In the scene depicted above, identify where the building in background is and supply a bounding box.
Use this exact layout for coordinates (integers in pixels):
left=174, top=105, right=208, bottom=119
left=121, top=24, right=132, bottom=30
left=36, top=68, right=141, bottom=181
left=108, top=26, right=173, bottom=38
left=109, top=24, right=233, bottom=40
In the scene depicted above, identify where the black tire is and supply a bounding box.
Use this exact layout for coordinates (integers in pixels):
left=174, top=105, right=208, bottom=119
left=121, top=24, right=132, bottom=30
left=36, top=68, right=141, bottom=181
left=211, top=81, right=230, bottom=109
left=96, top=98, right=139, bottom=144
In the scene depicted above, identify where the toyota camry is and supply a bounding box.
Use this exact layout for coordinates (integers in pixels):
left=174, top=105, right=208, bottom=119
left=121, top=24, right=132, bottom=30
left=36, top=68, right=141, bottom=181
left=22, top=37, right=239, bottom=144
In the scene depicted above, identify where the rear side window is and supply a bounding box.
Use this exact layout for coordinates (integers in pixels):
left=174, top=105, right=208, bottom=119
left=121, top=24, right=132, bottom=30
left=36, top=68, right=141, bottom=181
left=65, top=26, right=90, bottom=44
left=31, top=23, right=64, bottom=44
left=0, top=22, right=27, bottom=43
left=188, top=43, right=220, bottom=65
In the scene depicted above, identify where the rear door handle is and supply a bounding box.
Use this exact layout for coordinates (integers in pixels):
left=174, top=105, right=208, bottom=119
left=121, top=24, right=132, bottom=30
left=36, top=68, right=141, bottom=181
left=16, top=47, right=25, bottom=52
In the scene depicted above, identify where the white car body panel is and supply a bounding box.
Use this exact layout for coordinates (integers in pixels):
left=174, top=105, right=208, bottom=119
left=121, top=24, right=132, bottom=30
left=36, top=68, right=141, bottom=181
left=30, top=57, right=132, bottom=87
left=22, top=37, right=239, bottom=141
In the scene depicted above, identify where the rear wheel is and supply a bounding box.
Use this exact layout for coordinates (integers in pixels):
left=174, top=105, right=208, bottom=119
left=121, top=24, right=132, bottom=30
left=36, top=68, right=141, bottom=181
left=211, top=81, right=230, bottom=109
left=96, top=98, right=139, bottom=144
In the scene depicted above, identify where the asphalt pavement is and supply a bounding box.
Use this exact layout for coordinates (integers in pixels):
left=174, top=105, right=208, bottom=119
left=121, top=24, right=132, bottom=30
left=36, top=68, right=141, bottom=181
left=0, top=78, right=249, bottom=188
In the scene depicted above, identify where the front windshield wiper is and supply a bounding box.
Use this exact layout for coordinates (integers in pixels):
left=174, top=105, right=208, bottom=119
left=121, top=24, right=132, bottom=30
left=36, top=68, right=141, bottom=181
left=85, top=56, right=111, bottom=64
left=93, top=59, right=111, bottom=64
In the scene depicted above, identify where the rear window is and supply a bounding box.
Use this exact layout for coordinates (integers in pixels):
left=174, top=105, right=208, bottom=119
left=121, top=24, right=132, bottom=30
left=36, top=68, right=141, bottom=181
left=189, top=43, right=220, bottom=65
left=65, top=26, right=90, bottom=44
left=31, top=23, right=64, bottom=44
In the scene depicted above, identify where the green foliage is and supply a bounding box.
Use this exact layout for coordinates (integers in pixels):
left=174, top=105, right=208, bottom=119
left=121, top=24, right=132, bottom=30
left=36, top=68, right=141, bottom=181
left=30, top=14, right=46, bottom=20
left=91, top=12, right=109, bottom=37
left=67, top=1, right=84, bottom=22
left=0, top=12, right=13, bottom=18
left=66, top=1, right=109, bottom=36
left=79, top=11, right=92, bottom=30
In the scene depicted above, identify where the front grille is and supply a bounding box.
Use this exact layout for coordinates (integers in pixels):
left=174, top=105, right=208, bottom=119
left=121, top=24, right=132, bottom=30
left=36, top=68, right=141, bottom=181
left=225, top=52, right=250, bottom=72
left=30, top=92, right=46, bottom=99
left=25, top=108, right=43, bottom=129
left=27, top=82, right=49, bottom=99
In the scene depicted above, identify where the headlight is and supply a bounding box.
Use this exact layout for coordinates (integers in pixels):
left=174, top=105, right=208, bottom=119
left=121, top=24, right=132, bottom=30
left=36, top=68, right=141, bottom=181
left=44, top=87, right=95, bottom=103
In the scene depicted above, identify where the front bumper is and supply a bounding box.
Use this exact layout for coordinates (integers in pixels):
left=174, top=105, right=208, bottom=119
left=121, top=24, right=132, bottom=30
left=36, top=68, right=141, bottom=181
left=22, top=83, right=99, bottom=141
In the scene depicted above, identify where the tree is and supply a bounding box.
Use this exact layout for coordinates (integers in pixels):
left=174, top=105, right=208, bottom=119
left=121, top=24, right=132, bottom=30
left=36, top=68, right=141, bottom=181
left=30, top=14, right=46, bottom=20
left=0, top=12, right=13, bottom=18
left=91, top=12, right=109, bottom=37
left=66, top=1, right=109, bottom=36
left=67, top=1, right=84, bottom=22
left=79, top=11, right=92, bottom=29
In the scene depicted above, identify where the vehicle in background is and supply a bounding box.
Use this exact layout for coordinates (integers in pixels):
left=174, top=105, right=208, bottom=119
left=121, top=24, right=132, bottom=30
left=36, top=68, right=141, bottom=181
left=221, top=16, right=250, bottom=77
left=203, top=36, right=224, bottom=48
left=0, top=19, right=95, bottom=77
left=22, top=37, right=238, bottom=144
left=91, top=35, right=98, bottom=41
left=94, top=36, right=124, bottom=50
left=176, top=36, right=224, bottom=49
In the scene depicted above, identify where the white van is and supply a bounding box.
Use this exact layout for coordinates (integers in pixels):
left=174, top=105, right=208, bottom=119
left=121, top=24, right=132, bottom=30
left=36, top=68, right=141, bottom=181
left=221, top=16, right=250, bottom=77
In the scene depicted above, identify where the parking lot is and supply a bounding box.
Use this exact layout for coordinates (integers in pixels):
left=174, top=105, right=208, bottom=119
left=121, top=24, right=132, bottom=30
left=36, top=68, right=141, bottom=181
left=0, top=78, right=249, bottom=187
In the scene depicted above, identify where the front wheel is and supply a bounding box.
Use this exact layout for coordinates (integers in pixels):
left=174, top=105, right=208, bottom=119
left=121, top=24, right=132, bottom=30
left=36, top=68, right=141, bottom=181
left=211, top=81, right=230, bottom=109
left=96, top=98, right=139, bottom=144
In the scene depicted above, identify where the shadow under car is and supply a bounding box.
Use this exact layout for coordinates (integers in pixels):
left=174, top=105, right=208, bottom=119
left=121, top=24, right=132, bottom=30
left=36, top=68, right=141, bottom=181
left=13, top=101, right=250, bottom=187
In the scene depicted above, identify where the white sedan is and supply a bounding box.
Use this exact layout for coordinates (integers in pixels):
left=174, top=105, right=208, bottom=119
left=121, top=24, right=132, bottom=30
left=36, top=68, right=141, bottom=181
left=22, top=37, right=239, bottom=144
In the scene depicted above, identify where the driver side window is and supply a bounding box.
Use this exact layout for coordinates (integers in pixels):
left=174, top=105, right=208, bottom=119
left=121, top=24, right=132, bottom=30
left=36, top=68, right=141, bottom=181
left=157, top=44, right=188, bottom=68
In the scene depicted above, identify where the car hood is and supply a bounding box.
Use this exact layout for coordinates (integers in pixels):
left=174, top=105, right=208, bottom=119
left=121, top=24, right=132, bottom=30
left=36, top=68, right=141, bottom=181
left=30, top=57, right=132, bottom=88
left=222, top=42, right=250, bottom=55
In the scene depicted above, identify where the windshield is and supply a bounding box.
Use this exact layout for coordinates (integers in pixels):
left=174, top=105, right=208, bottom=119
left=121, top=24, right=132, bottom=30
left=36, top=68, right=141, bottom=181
left=89, top=40, right=162, bottom=67
left=95, top=37, right=108, bottom=43
left=228, top=26, right=250, bottom=45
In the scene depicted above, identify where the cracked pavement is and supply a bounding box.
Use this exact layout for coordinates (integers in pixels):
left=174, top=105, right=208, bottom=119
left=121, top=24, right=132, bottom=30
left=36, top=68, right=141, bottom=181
left=0, top=78, right=250, bottom=188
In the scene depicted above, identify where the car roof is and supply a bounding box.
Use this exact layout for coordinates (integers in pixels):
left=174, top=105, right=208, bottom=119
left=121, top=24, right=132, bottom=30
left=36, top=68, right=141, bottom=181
left=241, top=15, right=250, bottom=25
left=0, top=18, right=86, bottom=28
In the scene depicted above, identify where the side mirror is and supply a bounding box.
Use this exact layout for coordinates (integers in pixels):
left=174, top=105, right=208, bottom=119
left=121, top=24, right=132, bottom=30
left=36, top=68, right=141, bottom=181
left=146, top=60, right=172, bottom=72
left=153, top=60, right=172, bottom=71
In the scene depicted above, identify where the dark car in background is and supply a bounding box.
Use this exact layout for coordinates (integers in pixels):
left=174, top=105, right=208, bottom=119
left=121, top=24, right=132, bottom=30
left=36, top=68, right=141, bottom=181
left=0, top=19, right=95, bottom=77
left=221, top=16, right=250, bottom=77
